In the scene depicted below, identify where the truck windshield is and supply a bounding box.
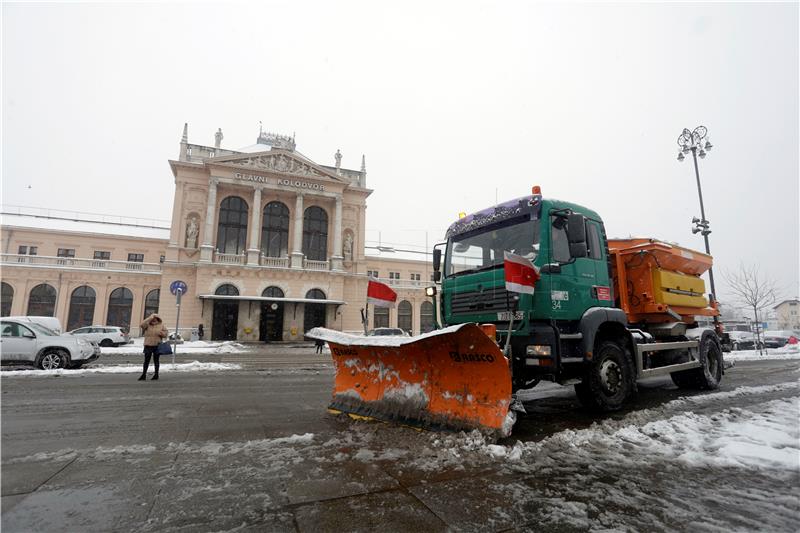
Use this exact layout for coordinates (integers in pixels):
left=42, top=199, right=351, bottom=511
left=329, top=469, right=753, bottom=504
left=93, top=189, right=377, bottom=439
left=445, top=218, right=540, bottom=277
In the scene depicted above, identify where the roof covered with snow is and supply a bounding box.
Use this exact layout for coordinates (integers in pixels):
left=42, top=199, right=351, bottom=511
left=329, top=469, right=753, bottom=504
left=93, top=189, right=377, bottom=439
left=0, top=212, right=170, bottom=240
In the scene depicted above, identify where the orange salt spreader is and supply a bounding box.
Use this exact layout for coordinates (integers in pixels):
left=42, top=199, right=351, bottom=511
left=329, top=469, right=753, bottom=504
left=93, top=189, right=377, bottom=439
left=608, top=238, right=719, bottom=325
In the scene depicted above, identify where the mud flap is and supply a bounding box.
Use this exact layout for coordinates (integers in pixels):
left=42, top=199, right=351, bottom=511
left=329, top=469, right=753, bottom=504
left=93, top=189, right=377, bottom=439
left=307, top=324, right=513, bottom=437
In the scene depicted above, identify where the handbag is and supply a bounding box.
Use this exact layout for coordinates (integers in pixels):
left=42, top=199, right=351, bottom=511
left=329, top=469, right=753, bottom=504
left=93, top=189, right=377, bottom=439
left=156, top=341, right=173, bottom=355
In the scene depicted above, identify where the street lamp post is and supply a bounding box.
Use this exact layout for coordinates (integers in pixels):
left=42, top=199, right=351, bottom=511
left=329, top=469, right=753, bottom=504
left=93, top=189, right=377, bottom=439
left=676, top=126, right=718, bottom=319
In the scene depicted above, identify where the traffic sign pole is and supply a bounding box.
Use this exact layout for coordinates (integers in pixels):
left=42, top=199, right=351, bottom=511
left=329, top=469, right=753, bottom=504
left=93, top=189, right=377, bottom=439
left=173, top=288, right=182, bottom=367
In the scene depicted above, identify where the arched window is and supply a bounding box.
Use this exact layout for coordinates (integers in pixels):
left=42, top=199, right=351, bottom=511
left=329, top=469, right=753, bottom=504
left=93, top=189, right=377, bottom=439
left=303, top=289, right=327, bottom=332
left=106, top=287, right=134, bottom=330
left=216, top=196, right=249, bottom=254
left=261, top=201, right=290, bottom=258
left=1, top=282, right=13, bottom=317
left=144, top=289, right=160, bottom=318
left=420, top=301, right=435, bottom=333
left=27, top=283, right=56, bottom=316
left=262, top=286, right=284, bottom=298
left=215, top=284, right=239, bottom=296
left=67, top=286, right=96, bottom=331
left=398, top=300, right=413, bottom=334
left=302, top=206, right=328, bottom=261
left=373, top=307, right=389, bottom=329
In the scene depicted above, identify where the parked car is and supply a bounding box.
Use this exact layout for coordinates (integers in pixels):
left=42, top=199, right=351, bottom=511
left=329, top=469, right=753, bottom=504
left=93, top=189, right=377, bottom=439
left=763, top=330, right=800, bottom=349
left=367, top=327, right=411, bottom=337
left=727, top=331, right=762, bottom=351
left=1, top=318, right=100, bottom=369
left=5, top=316, right=63, bottom=335
left=68, top=326, right=131, bottom=347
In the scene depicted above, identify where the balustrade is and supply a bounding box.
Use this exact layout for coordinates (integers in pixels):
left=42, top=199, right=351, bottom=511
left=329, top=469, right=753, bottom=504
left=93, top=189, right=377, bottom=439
left=0, top=254, right=161, bottom=273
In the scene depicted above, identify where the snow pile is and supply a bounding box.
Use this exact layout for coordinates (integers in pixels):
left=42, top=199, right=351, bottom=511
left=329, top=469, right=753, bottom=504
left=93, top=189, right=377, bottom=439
left=307, top=324, right=467, bottom=347
left=726, top=344, right=800, bottom=361
left=504, top=397, right=800, bottom=472
left=1, top=361, right=241, bottom=377
left=101, top=339, right=248, bottom=355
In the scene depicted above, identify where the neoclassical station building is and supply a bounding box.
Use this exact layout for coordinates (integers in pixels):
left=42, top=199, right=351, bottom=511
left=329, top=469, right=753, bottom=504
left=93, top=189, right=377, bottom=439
left=0, top=126, right=434, bottom=341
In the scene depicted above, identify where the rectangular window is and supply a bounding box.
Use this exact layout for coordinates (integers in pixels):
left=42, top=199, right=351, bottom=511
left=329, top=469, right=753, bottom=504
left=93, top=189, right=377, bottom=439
left=586, top=222, right=603, bottom=260
left=410, top=273, right=421, bottom=281
left=367, top=270, right=379, bottom=278
left=29, top=246, right=37, bottom=255
left=18, top=245, right=27, bottom=255
left=389, top=272, right=400, bottom=279
left=94, top=251, right=111, bottom=260
left=127, top=253, right=144, bottom=262
left=57, top=248, right=75, bottom=258
left=550, top=217, right=570, bottom=263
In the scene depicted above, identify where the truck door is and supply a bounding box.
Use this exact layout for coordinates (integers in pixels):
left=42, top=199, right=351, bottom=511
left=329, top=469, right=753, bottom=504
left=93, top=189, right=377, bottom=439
left=546, top=215, right=597, bottom=320
left=585, top=219, right=613, bottom=306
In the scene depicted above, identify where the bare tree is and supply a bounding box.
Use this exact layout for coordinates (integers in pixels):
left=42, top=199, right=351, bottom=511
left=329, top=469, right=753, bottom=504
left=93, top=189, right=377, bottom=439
left=724, top=264, right=780, bottom=355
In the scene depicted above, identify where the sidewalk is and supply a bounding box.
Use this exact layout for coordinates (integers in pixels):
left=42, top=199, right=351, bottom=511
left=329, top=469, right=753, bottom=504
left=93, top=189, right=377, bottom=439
left=94, top=343, right=334, bottom=371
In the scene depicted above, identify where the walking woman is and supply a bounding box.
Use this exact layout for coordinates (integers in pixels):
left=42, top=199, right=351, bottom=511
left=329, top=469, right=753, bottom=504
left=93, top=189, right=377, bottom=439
left=140, top=313, right=167, bottom=381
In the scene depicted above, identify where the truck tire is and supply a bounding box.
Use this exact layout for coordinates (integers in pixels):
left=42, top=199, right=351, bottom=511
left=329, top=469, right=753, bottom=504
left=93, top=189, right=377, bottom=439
left=574, top=340, right=635, bottom=412
left=670, top=331, right=723, bottom=390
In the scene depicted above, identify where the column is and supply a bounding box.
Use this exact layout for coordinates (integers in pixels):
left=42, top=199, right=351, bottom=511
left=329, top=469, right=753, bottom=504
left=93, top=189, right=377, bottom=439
left=290, top=193, right=304, bottom=269
left=200, top=179, right=218, bottom=262
left=246, top=187, right=262, bottom=266
left=330, top=195, right=344, bottom=271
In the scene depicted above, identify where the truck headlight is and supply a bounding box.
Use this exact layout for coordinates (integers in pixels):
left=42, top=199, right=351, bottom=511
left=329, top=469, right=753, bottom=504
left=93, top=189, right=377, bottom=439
left=526, top=345, right=551, bottom=356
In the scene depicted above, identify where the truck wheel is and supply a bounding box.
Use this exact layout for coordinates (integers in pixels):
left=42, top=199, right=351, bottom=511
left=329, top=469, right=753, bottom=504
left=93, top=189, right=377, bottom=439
left=574, top=340, right=635, bottom=412
left=38, top=350, right=67, bottom=370
left=670, top=331, right=723, bottom=390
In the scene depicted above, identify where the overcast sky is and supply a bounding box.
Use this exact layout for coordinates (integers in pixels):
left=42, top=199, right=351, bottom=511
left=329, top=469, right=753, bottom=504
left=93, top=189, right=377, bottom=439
left=3, top=1, right=798, bottom=308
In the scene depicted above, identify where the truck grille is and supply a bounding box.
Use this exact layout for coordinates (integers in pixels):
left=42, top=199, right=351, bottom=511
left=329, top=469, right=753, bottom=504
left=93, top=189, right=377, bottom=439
left=449, top=286, right=514, bottom=316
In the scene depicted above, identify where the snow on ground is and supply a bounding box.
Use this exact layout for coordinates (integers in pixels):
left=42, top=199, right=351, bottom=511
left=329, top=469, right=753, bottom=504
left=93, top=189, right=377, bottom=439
left=7, top=381, right=797, bottom=530
left=0, top=361, right=241, bottom=377
left=101, top=338, right=248, bottom=355
left=726, top=344, right=800, bottom=361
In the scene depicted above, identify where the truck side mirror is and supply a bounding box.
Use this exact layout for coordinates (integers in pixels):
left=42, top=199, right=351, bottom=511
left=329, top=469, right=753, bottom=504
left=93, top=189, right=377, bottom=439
left=567, top=213, right=586, bottom=244
left=569, top=243, right=588, bottom=258
left=433, top=248, right=442, bottom=272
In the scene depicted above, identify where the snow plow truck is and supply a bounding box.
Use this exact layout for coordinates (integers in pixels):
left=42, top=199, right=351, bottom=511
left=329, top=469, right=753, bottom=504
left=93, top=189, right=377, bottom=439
left=308, top=187, right=724, bottom=438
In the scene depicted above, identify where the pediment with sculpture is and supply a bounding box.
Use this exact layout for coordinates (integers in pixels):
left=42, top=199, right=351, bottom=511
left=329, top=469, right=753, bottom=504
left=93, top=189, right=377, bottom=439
left=211, top=152, right=342, bottom=181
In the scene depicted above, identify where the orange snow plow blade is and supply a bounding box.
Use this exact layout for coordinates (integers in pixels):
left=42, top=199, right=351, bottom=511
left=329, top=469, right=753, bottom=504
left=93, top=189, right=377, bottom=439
left=306, top=324, right=513, bottom=437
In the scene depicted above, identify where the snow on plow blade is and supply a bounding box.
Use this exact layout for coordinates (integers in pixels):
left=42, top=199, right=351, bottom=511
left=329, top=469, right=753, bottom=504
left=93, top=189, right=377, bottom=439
left=306, top=324, right=512, bottom=436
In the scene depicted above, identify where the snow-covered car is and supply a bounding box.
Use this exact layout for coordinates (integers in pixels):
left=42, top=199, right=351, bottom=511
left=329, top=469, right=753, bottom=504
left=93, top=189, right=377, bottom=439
left=1, top=319, right=100, bottom=369
left=5, top=315, right=63, bottom=335
left=367, top=327, right=411, bottom=337
left=763, top=330, right=799, bottom=349
left=727, top=331, right=762, bottom=351
left=68, top=325, right=131, bottom=347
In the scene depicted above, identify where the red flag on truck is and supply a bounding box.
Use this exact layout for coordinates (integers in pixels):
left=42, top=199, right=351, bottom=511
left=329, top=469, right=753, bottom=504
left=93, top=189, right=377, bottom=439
left=504, top=251, right=540, bottom=295
left=367, top=278, right=397, bottom=307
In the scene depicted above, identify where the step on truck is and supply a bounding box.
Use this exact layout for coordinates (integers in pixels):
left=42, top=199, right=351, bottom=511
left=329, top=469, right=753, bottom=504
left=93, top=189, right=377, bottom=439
left=308, top=187, right=724, bottom=437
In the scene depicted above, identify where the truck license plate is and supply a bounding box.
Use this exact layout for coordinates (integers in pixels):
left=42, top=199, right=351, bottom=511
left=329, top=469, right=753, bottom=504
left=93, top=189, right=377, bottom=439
left=497, top=311, right=525, bottom=320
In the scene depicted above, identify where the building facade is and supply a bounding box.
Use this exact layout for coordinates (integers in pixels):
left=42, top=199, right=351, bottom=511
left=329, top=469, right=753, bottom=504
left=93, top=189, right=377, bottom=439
left=773, top=299, right=800, bottom=330
left=0, top=127, right=434, bottom=340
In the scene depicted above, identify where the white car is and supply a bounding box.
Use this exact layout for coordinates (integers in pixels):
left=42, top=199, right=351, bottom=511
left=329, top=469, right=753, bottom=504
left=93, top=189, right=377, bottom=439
left=68, top=326, right=131, bottom=347
left=5, top=316, right=63, bottom=335
left=1, top=318, right=100, bottom=369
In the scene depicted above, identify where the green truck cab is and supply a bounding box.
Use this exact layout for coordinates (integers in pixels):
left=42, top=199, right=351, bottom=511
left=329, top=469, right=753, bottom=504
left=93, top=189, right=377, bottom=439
left=432, top=191, right=723, bottom=410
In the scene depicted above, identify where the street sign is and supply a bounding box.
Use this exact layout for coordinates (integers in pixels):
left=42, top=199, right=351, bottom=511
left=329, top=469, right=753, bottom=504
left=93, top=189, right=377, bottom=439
left=170, top=280, right=187, bottom=295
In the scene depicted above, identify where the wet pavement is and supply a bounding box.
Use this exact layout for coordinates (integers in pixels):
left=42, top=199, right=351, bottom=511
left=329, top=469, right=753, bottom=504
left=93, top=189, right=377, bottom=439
left=1, top=354, right=798, bottom=532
